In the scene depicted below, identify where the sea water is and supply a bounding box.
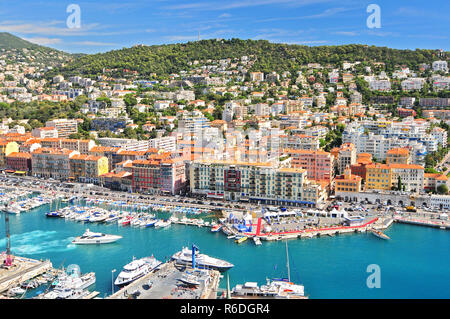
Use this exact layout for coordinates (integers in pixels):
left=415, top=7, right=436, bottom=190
left=1, top=204, right=449, bottom=299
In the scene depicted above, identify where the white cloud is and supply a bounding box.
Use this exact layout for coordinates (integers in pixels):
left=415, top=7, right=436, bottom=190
left=23, top=37, right=62, bottom=45
left=165, top=0, right=332, bottom=11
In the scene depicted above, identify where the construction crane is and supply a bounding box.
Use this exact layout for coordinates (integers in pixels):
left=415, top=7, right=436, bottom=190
left=3, top=203, right=13, bottom=267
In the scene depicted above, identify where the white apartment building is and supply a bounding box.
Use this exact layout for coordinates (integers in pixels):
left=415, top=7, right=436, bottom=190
left=45, top=119, right=78, bottom=138
left=368, top=79, right=391, bottom=91
left=432, top=60, right=448, bottom=73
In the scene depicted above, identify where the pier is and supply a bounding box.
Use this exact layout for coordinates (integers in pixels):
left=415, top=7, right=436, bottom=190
left=0, top=255, right=53, bottom=294
left=394, top=216, right=450, bottom=229
left=107, top=261, right=221, bottom=299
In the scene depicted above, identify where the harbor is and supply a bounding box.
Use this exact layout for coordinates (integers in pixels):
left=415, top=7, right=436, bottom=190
left=0, top=187, right=449, bottom=298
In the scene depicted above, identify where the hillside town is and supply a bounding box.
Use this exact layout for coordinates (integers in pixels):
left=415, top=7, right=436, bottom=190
left=0, top=46, right=449, bottom=213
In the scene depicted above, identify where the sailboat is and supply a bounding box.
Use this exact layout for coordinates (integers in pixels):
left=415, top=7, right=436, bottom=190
left=230, top=241, right=307, bottom=299
left=370, top=229, right=390, bottom=240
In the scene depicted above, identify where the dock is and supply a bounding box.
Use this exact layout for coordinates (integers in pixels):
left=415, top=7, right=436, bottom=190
left=83, top=291, right=100, bottom=299
left=394, top=216, right=450, bottom=229
left=0, top=255, right=52, bottom=294
left=107, top=261, right=221, bottom=299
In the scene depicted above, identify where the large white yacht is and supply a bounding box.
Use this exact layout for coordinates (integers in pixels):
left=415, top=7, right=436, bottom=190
left=72, top=229, right=122, bottom=245
left=171, top=246, right=234, bottom=272
left=114, top=256, right=162, bottom=286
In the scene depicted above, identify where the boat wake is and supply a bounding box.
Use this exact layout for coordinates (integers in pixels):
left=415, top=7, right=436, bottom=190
left=0, top=230, right=76, bottom=255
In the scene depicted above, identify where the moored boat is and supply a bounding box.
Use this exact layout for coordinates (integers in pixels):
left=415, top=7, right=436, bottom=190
left=371, top=229, right=390, bottom=240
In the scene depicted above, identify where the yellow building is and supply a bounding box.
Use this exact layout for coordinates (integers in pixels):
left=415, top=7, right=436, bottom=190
left=386, top=148, right=410, bottom=165
left=365, top=163, right=392, bottom=190
left=335, top=166, right=362, bottom=193
left=70, top=155, right=108, bottom=183
left=0, top=141, right=19, bottom=167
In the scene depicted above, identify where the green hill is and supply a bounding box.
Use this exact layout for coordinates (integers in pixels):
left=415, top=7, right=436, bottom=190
left=0, top=32, right=72, bottom=65
left=57, top=38, right=447, bottom=78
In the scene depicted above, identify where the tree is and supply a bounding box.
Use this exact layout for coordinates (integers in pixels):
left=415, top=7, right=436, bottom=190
left=397, top=176, right=402, bottom=191
left=437, top=184, right=448, bottom=195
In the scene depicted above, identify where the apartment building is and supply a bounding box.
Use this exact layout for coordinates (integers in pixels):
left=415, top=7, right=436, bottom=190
left=45, top=119, right=78, bottom=138
left=69, top=154, right=109, bottom=183
left=365, top=163, right=392, bottom=191
left=190, top=160, right=326, bottom=207
left=31, top=126, right=58, bottom=138
left=89, top=146, right=121, bottom=172
left=131, top=152, right=186, bottom=195
left=335, top=166, right=362, bottom=193
left=0, top=141, right=19, bottom=167
left=148, top=136, right=177, bottom=152
left=386, top=148, right=411, bottom=165
left=31, top=148, right=79, bottom=180
left=280, top=134, right=320, bottom=151
left=285, top=149, right=334, bottom=182
left=6, top=152, right=32, bottom=174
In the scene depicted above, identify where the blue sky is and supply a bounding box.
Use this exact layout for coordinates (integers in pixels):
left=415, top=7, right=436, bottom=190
left=0, top=0, right=448, bottom=53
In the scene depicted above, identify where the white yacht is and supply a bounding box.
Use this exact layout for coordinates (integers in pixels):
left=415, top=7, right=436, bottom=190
left=54, top=272, right=96, bottom=290
left=231, top=279, right=306, bottom=299
left=154, top=219, right=171, bottom=228
left=231, top=241, right=307, bottom=299
left=72, top=229, right=122, bottom=245
left=177, top=272, right=200, bottom=286
left=171, top=246, right=234, bottom=272
left=114, top=256, right=161, bottom=286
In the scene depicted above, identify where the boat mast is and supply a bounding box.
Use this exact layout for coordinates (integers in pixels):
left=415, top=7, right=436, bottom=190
left=285, top=240, right=290, bottom=282
left=226, top=273, right=231, bottom=299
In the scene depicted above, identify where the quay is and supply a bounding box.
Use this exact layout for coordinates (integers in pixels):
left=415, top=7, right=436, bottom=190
left=0, top=255, right=53, bottom=294
left=394, top=216, right=450, bottom=230
left=108, top=260, right=221, bottom=299
left=226, top=216, right=395, bottom=242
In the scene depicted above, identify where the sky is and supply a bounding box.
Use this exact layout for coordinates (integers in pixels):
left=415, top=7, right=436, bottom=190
left=0, top=0, right=448, bottom=54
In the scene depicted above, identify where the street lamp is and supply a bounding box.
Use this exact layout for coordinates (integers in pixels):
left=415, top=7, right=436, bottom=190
left=111, top=269, right=116, bottom=294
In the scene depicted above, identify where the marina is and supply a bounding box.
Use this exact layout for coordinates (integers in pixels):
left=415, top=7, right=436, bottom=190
left=0, top=190, right=449, bottom=298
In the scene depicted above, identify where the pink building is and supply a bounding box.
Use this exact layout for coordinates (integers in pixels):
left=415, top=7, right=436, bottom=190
left=286, top=149, right=334, bottom=182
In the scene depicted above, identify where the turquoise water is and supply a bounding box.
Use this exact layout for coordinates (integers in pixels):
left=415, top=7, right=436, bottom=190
left=1, top=204, right=449, bottom=299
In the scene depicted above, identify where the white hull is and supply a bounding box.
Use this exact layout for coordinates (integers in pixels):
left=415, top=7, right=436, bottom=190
left=72, top=236, right=121, bottom=244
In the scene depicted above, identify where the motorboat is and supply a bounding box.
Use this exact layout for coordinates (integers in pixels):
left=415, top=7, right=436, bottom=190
left=54, top=272, right=96, bottom=290
left=88, top=213, right=108, bottom=223
left=105, top=215, right=120, bottom=223
left=235, top=236, right=248, bottom=244
left=72, top=229, right=122, bottom=245
left=46, top=212, right=61, bottom=218
left=211, top=224, right=222, bottom=232
left=114, top=256, right=161, bottom=286
left=154, top=219, right=171, bottom=228
left=253, top=237, right=262, bottom=246
left=119, top=216, right=132, bottom=226
left=144, top=219, right=158, bottom=228
left=8, top=286, right=26, bottom=295
left=171, top=246, right=234, bottom=272
left=177, top=272, right=200, bottom=286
